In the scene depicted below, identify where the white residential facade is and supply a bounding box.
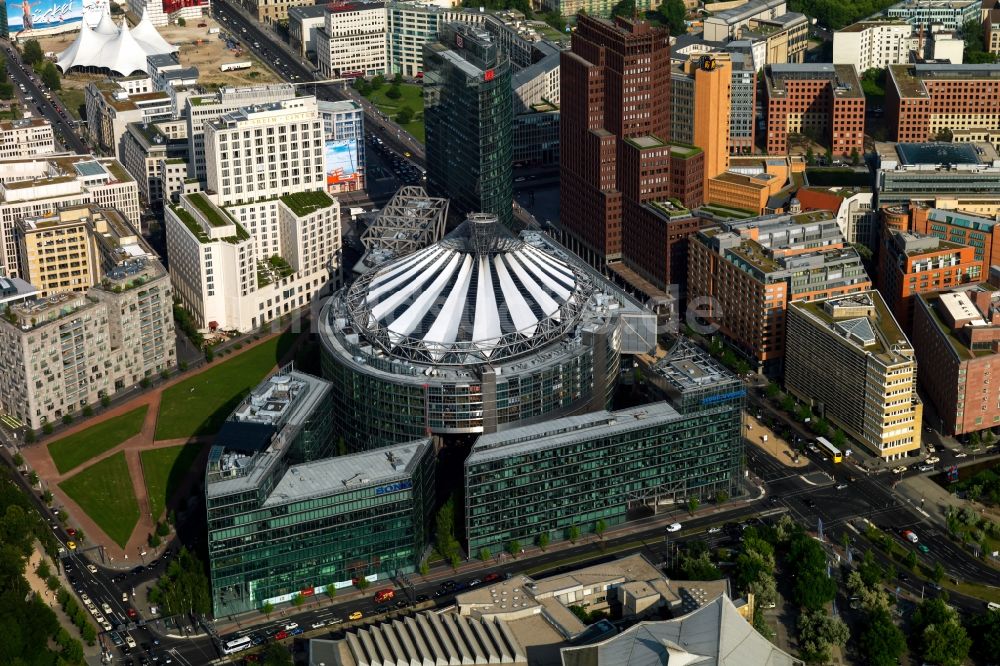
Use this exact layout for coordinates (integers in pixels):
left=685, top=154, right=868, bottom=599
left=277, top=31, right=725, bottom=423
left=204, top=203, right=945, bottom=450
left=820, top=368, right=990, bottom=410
left=184, top=83, right=298, bottom=182
left=832, top=21, right=914, bottom=72
left=165, top=97, right=342, bottom=332
left=0, top=119, right=56, bottom=159
left=316, top=2, right=389, bottom=79
left=0, top=156, right=140, bottom=277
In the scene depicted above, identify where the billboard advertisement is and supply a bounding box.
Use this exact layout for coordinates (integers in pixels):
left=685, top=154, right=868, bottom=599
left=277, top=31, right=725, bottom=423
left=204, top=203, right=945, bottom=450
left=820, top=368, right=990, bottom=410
left=324, top=139, right=361, bottom=190
left=6, top=0, right=86, bottom=35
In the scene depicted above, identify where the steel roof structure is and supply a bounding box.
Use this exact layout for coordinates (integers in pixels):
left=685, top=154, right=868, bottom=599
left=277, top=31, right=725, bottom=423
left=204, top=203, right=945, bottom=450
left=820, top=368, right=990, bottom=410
left=346, top=213, right=594, bottom=366
left=359, top=186, right=448, bottom=264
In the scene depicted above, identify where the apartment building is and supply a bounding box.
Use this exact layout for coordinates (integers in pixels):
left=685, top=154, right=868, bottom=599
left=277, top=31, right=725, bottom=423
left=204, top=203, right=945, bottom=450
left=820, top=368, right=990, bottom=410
left=764, top=63, right=866, bottom=157
left=874, top=141, right=1000, bottom=214
left=904, top=205, right=1000, bottom=276
left=0, top=156, right=140, bottom=277
left=885, top=0, right=981, bottom=30
left=877, top=229, right=980, bottom=332
left=687, top=208, right=872, bottom=375
left=184, top=84, right=298, bottom=182
left=119, top=120, right=189, bottom=209
left=703, top=0, right=788, bottom=41
left=539, top=0, right=658, bottom=17
left=316, top=1, right=388, bottom=79
left=0, top=118, right=55, bottom=159
left=289, top=4, right=327, bottom=58
left=165, top=98, right=342, bottom=332
left=785, top=291, right=921, bottom=460
left=887, top=64, right=1000, bottom=142
left=985, top=8, right=1000, bottom=54
left=242, top=0, right=310, bottom=23
left=913, top=287, right=1000, bottom=436
left=833, top=21, right=913, bottom=72
left=84, top=81, right=174, bottom=160
left=0, top=224, right=174, bottom=430
left=16, top=207, right=100, bottom=297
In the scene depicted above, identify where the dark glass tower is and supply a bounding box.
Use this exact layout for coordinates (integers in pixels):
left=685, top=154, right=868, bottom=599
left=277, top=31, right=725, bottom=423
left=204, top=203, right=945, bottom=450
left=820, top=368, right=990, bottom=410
left=423, top=23, right=513, bottom=228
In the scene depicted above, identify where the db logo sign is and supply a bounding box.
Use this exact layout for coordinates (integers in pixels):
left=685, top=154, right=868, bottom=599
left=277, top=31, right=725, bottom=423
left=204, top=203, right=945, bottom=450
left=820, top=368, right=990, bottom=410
left=484, top=69, right=495, bottom=82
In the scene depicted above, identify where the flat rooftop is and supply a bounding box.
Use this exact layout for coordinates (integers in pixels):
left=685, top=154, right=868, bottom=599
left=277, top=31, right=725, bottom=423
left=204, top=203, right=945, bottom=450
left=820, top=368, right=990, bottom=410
left=650, top=337, right=741, bottom=396
left=890, top=63, right=1000, bottom=98
left=263, top=440, right=430, bottom=506
left=897, top=142, right=980, bottom=165
left=467, top=402, right=684, bottom=464
left=838, top=20, right=910, bottom=32
left=791, top=291, right=909, bottom=362
left=767, top=63, right=862, bottom=98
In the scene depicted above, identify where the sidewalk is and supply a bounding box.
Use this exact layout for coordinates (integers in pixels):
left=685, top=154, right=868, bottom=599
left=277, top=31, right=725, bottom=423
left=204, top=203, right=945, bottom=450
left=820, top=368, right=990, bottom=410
left=20, top=327, right=300, bottom=565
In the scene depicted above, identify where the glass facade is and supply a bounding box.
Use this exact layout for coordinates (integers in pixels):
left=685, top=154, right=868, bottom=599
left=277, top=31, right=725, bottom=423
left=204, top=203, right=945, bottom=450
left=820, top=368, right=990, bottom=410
left=423, top=24, right=513, bottom=228
left=320, top=301, right=619, bottom=451
left=205, top=371, right=436, bottom=617
left=207, top=438, right=435, bottom=617
left=464, top=395, right=745, bottom=555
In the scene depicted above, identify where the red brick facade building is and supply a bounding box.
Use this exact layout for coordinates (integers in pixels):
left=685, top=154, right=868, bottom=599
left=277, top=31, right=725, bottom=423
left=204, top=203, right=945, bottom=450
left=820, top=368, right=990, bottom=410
left=886, top=64, right=1000, bottom=142
left=763, top=64, right=865, bottom=157
left=913, top=288, right=1000, bottom=436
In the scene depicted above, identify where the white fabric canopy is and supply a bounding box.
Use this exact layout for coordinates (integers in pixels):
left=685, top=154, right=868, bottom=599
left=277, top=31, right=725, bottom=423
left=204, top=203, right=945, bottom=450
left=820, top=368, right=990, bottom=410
left=56, top=9, right=177, bottom=76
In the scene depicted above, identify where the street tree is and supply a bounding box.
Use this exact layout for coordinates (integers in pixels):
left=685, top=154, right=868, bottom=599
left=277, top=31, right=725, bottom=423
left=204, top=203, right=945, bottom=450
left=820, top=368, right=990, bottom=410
left=860, top=609, right=905, bottom=666
left=568, top=524, right=580, bottom=544
left=537, top=532, right=550, bottom=551
left=261, top=601, right=274, bottom=619
left=479, top=547, right=491, bottom=562
left=507, top=540, right=522, bottom=558
left=595, top=519, right=607, bottom=540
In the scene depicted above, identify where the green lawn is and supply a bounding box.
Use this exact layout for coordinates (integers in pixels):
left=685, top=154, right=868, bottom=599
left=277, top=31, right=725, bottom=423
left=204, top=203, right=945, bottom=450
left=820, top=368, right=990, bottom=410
left=141, top=443, right=204, bottom=521
left=363, top=83, right=425, bottom=143
left=47, top=406, right=149, bottom=474
left=154, top=331, right=297, bottom=441
left=56, top=87, right=86, bottom=120
left=59, top=452, right=139, bottom=548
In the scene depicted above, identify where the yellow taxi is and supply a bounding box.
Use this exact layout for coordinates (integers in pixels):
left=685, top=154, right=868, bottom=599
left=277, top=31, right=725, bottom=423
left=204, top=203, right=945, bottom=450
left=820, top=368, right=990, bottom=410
left=67, top=541, right=77, bottom=550
left=348, top=610, right=363, bottom=621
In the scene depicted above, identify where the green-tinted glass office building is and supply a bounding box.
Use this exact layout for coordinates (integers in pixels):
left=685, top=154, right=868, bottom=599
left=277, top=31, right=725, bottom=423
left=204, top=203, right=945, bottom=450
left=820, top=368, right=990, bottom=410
left=423, top=23, right=513, bottom=228
left=464, top=338, right=745, bottom=555
left=205, top=370, right=435, bottom=617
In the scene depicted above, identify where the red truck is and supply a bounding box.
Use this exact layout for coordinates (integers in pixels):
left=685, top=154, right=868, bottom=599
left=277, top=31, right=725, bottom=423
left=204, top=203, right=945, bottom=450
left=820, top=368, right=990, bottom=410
left=373, top=588, right=395, bottom=604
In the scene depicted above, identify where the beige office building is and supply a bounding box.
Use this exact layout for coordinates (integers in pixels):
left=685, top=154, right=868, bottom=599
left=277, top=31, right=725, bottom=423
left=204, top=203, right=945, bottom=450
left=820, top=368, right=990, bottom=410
left=785, top=291, right=922, bottom=460
left=16, top=207, right=100, bottom=297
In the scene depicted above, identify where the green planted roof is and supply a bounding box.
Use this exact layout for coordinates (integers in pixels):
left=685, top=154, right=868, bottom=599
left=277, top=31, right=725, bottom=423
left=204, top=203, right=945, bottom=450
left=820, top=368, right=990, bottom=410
left=280, top=191, right=334, bottom=217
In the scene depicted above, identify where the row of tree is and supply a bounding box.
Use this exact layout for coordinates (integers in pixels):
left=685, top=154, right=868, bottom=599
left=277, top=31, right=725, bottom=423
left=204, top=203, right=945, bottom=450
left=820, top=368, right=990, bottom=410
left=0, top=468, right=87, bottom=664
left=147, top=547, right=212, bottom=617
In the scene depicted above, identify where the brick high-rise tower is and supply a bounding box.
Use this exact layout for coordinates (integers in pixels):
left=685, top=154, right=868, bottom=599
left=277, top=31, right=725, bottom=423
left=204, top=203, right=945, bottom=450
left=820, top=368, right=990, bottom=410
left=559, top=15, right=675, bottom=267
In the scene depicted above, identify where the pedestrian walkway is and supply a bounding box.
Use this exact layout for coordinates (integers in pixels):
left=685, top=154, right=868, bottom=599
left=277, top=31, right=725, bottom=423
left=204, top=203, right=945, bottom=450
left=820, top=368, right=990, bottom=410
left=20, top=329, right=298, bottom=564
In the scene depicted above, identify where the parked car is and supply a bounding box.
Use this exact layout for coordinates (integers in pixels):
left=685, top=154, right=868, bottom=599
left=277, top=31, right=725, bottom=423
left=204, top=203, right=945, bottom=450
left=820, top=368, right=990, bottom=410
left=919, top=465, right=935, bottom=472
left=310, top=620, right=326, bottom=629
left=892, top=466, right=907, bottom=474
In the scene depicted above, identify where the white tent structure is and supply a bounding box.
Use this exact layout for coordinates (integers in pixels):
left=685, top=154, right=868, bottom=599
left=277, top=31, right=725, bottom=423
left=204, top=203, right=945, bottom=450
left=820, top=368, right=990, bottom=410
left=56, top=9, right=178, bottom=76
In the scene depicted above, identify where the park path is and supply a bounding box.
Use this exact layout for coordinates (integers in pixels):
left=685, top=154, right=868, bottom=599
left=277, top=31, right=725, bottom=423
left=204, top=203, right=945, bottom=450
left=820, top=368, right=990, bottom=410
left=21, top=329, right=296, bottom=564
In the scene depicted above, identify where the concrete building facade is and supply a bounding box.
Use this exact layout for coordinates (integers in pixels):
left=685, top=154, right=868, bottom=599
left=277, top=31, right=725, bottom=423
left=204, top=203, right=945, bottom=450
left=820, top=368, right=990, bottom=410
left=165, top=98, right=342, bottom=332
left=0, top=156, right=140, bottom=278
left=785, top=291, right=921, bottom=460
left=833, top=21, right=913, bottom=72
left=0, top=118, right=56, bottom=159
left=316, top=1, right=389, bottom=80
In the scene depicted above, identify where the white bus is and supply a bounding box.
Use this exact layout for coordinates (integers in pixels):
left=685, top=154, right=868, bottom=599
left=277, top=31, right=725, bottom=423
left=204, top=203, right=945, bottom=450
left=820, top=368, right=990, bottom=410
left=222, top=636, right=252, bottom=655
left=219, top=62, right=252, bottom=72
left=816, top=436, right=842, bottom=463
